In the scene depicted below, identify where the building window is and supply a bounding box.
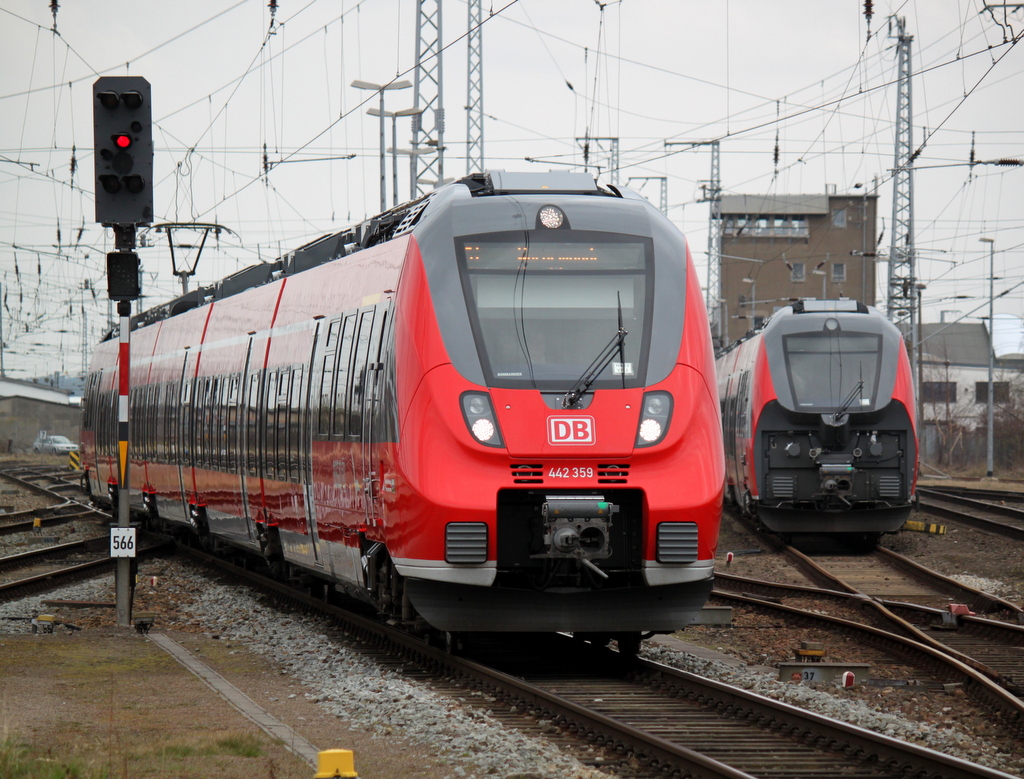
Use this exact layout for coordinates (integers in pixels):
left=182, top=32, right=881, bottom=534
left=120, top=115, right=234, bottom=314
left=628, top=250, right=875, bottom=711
left=923, top=382, right=957, bottom=403
left=832, top=208, right=847, bottom=229
left=975, top=382, right=1010, bottom=404
left=790, top=262, right=806, bottom=282
left=723, top=215, right=810, bottom=238
left=832, top=262, right=846, bottom=283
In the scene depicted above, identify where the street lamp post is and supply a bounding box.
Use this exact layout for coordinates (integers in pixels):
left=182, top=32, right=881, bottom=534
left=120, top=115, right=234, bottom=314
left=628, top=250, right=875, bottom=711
left=352, top=79, right=412, bottom=211
left=368, top=106, right=425, bottom=207
left=980, top=237, right=995, bottom=479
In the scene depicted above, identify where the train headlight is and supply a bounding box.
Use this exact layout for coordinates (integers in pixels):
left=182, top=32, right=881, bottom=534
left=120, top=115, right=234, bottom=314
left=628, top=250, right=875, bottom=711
left=538, top=205, right=565, bottom=229
left=461, top=391, right=505, bottom=448
left=635, top=391, right=672, bottom=447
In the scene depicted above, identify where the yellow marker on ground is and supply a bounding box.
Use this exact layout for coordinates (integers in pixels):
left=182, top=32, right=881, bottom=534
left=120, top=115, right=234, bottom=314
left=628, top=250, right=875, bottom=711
left=902, top=520, right=946, bottom=535
left=69, top=451, right=82, bottom=470
left=314, top=749, right=359, bottom=778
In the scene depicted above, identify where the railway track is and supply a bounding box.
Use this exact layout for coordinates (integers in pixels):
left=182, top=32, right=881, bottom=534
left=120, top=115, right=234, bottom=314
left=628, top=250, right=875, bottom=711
left=716, top=509, right=1024, bottom=714
left=0, top=532, right=172, bottom=604
left=177, top=542, right=1020, bottom=779
left=918, top=488, right=1024, bottom=541
left=923, top=485, right=1024, bottom=505
left=0, top=466, right=107, bottom=536
left=0, top=465, right=171, bottom=604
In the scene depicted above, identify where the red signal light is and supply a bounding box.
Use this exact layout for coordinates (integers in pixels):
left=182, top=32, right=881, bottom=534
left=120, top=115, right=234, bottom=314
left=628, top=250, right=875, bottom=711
left=114, top=134, right=132, bottom=149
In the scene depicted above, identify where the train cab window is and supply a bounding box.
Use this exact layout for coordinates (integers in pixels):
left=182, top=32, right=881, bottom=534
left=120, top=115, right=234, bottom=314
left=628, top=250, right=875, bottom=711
left=456, top=230, right=653, bottom=390
left=782, top=331, right=882, bottom=412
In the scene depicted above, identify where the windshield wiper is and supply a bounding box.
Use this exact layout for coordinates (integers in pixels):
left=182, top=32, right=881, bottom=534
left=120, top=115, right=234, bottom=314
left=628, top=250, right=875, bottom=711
left=824, top=378, right=864, bottom=425
left=562, top=320, right=628, bottom=409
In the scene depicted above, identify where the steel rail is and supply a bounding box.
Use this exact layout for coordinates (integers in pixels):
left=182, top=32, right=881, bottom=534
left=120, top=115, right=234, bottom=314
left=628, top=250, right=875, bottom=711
left=179, top=542, right=1021, bottom=778
left=712, top=590, right=1024, bottom=733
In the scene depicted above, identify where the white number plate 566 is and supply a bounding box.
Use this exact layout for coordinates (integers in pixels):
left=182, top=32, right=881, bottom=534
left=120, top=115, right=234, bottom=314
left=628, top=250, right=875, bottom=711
left=548, top=466, right=594, bottom=479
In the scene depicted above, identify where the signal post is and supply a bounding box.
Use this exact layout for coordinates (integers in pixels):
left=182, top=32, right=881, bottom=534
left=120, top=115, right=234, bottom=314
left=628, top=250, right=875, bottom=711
left=93, top=76, right=153, bottom=626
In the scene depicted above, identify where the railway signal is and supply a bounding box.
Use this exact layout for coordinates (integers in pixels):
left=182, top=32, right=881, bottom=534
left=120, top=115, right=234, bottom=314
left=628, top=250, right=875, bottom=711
left=93, top=75, right=151, bottom=627
left=93, top=76, right=153, bottom=226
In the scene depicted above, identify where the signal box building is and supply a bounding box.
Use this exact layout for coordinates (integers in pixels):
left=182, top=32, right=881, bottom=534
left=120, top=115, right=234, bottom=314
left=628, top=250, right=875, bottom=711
left=719, top=191, right=879, bottom=346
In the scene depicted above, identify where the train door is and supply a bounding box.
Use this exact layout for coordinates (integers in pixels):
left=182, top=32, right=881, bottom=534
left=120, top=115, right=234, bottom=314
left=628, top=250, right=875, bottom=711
left=346, top=308, right=377, bottom=524
left=243, top=365, right=265, bottom=530
left=239, top=336, right=258, bottom=542
left=177, top=353, right=196, bottom=521
left=356, top=306, right=388, bottom=526
left=301, top=321, right=323, bottom=565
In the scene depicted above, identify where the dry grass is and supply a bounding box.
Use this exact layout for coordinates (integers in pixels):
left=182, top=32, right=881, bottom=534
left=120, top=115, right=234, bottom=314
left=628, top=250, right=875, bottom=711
left=0, top=632, right=309, bottom=779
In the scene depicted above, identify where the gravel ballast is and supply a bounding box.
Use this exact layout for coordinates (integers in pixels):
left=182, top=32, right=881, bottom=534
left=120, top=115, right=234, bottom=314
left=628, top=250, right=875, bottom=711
left=3, top=557, right=1024, bottom=778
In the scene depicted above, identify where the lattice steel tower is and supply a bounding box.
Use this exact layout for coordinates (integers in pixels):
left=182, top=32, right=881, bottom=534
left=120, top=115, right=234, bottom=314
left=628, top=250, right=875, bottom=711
left=887, top=16, right=916, bottom=337
left=412, top=0, right=445, bottom=197
left=702, top=140, right=723, bottom=348
left=466, top=0, right=484, bottom=175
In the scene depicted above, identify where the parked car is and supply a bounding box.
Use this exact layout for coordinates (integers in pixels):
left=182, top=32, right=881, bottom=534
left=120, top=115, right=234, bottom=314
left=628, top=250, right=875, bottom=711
left=32, top=432, right=79, bottom=455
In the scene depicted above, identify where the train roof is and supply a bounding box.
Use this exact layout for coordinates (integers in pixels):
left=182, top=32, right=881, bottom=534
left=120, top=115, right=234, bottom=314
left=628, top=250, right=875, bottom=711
left=115, top=170, right=626, bottom=339
left=717, top=298, right=885, bottom=356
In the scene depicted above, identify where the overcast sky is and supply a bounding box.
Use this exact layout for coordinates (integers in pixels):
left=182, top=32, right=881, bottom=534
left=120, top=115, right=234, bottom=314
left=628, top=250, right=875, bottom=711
left=1, top=0, right=1022, bottom=379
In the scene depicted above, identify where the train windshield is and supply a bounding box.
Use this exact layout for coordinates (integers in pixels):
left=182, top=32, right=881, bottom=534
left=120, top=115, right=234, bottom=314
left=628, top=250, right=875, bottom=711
left=456, top=230, right=654, bottom=389
left=782, top=331, right=882, bottom=412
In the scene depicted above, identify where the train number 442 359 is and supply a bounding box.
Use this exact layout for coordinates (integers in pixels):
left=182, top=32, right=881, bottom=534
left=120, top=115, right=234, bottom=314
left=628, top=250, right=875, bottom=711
left=548, top=466, right=594, bottom=479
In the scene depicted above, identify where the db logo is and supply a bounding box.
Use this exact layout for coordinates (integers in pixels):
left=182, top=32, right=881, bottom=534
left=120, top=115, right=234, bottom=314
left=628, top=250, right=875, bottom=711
left=548, top=416, right=595, bottom=445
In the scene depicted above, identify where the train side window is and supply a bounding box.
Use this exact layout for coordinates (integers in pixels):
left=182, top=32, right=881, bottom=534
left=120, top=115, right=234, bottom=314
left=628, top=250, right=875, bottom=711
left=347, top=310, right=375, bottom=439
left=227, top=375, right=240, bottom=471
left=219, top=376, right=229, bottom=470
left=264, top=371, right=278, bottom=480
left=181, top=376, right=194, bottom=466
left=333, top=314, right=356, bottom=438
left=318, top=319, right=341, bottom=437
left=290, top=367, right=304, bottom=482
left=201, top=377, right=211, bottom=468
left=277, top=368, right=291, bottom=482
left=246, top=373, right=260, bottom=477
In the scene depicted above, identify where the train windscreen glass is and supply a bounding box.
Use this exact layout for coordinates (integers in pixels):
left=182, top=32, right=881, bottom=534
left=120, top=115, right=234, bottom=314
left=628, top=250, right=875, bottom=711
left=782, top=331, right=882, bottom=411
left=457, top=231, right=653, bottom=389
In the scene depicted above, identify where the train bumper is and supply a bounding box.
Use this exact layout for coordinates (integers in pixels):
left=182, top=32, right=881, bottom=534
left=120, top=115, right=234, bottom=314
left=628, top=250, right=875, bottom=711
left=404, top=575, right=715, bottom=632
left=758, top=505, right=911, bottom=534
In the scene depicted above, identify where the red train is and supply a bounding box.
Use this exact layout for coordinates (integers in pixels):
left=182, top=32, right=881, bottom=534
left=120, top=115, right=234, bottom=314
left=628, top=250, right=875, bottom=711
left=82, top=171, right=724, bottom=648
left=716, top=299, right=918, bottom=542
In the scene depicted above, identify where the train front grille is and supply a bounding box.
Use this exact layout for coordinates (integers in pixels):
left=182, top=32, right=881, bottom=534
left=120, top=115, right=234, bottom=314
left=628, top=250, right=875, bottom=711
left=877, top=475, right=902, bottom=498
left=769, top=475, right=795, bottom=499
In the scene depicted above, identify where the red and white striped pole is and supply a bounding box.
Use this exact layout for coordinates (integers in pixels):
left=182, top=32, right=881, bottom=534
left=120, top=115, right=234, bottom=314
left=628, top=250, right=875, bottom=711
left=115, top=298, right=132, bottom=627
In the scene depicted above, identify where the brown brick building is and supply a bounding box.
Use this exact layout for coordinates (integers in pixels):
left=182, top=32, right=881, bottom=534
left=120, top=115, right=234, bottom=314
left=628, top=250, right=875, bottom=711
left=718, top=191, right=879, bottom=345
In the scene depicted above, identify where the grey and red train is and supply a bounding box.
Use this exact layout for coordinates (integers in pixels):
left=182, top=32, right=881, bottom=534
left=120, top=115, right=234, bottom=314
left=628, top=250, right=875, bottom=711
left=716, top=299, right=918, bottom=542
left=81, top=171, right=724, bottom=648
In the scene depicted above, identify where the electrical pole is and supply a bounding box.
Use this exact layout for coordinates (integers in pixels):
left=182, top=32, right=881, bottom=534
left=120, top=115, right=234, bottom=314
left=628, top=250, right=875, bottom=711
left=667, top=140, right=724, bottom=349
left=412, top=0, right=445, bottom=197
left=886, top=17, right=918, bottom=379
left=576, top=137, right=620, bottom=185
left=626, top=177, right=668, bottom=215
left=980, top=237, right=996, bottom=478
left=466, top=0, right=484, bottom=175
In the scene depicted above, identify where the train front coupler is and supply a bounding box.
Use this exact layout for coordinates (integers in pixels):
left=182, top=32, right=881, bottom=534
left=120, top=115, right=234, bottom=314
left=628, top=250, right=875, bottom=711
left=532, top=497, right=618, bottom=579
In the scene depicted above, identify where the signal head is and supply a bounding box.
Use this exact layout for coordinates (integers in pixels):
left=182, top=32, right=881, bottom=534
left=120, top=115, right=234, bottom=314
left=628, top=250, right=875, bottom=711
left=93, top=76, right=153, bottom=226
